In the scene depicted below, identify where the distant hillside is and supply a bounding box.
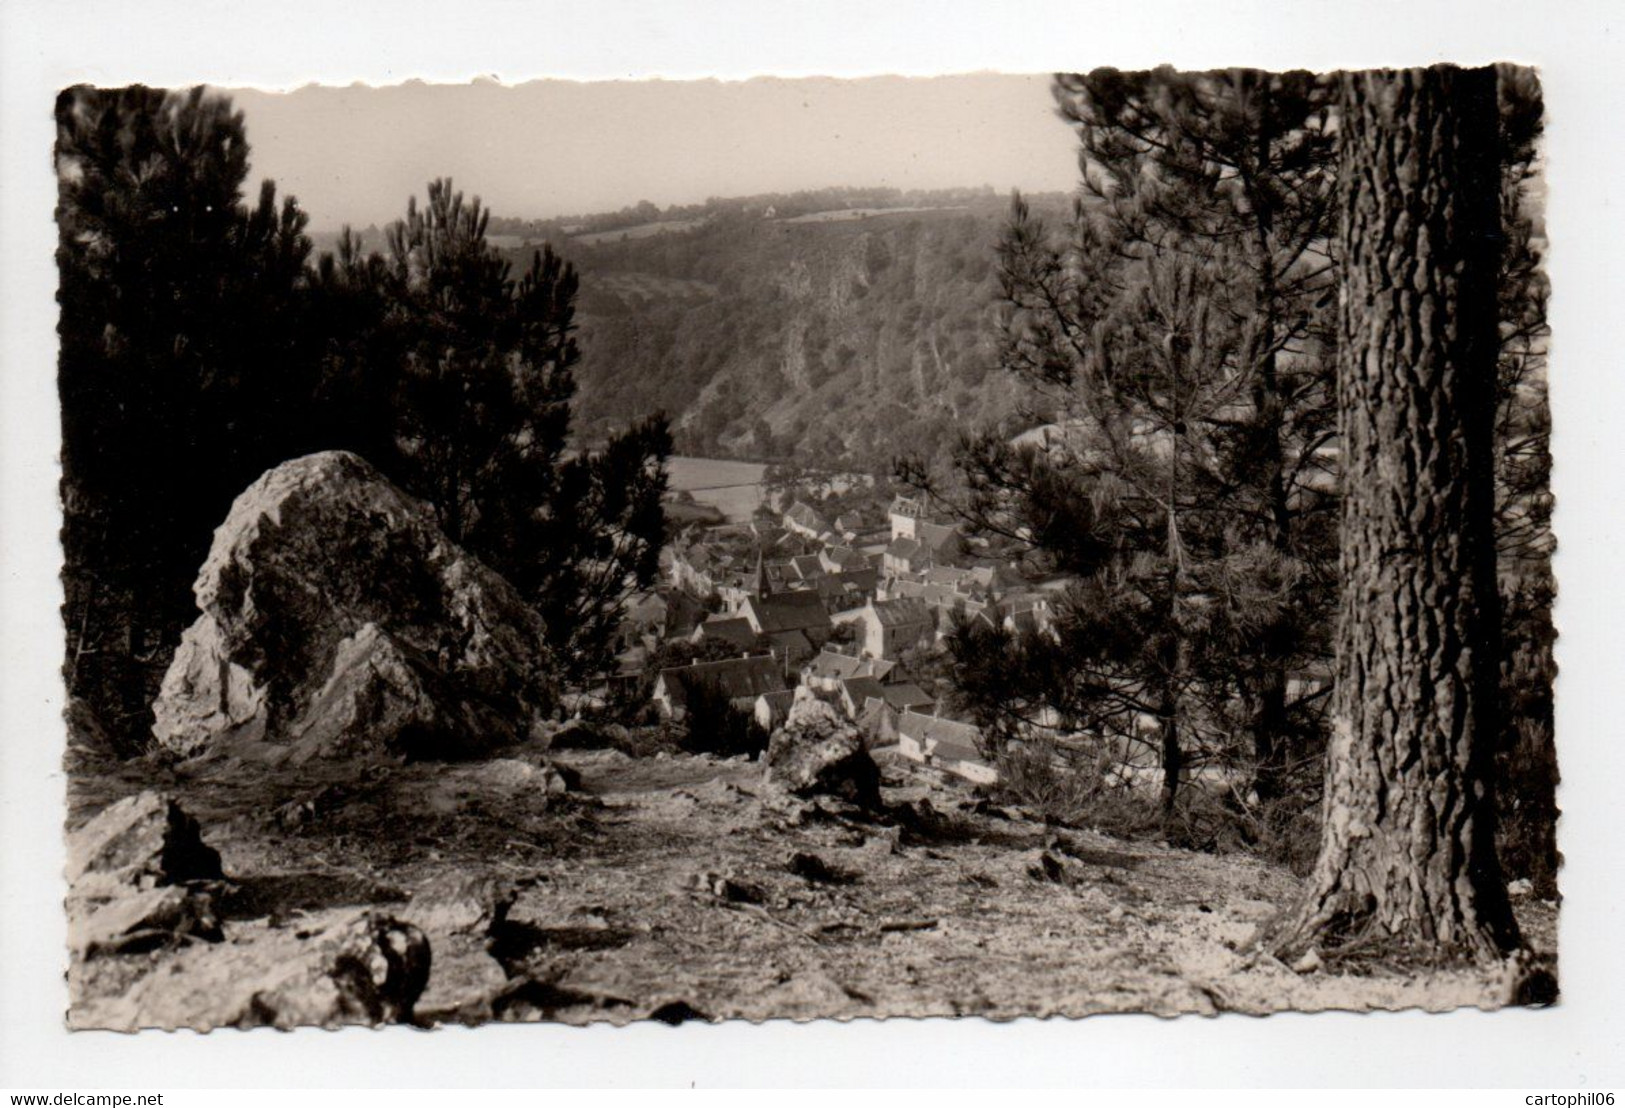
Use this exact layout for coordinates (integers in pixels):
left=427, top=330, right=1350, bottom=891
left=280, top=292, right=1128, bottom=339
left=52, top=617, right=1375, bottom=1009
left=489, top=193, right=1072, bottom=471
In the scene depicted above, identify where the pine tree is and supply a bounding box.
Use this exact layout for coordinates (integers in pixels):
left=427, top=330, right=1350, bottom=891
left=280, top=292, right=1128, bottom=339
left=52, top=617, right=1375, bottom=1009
left=915, top=69, right=1342, bottom=811
left=1489, top=67, right=1557, bottom=896
left=56, top=85, right=313, bottom=749
left=363, top=179, right=673, bottom=682
left=1270, top=65, right=1519, bottom=964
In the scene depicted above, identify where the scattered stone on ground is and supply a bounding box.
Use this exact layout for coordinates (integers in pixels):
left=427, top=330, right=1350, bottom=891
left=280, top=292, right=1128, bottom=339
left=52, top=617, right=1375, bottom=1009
left=150, top=450, right=559, bottom=764
left=66, top=740, right=1560, bottom=1029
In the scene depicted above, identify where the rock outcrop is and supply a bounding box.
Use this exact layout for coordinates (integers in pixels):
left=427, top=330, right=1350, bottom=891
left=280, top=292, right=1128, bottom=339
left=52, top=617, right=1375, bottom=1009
left=762, top=687, right=881, bottom=809
left=67, top=791, right=224, bottom=891
left=151, top=451, right=558, bottom=763
left=66, top=791, right=226, bottom=957
left=71, top=885, right=223, bottom=957
left=72, top=910, right=431, bottom=1030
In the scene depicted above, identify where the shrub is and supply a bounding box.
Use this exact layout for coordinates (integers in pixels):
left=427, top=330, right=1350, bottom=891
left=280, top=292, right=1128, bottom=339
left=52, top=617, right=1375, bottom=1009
left=679, top=679, right=769, bottom=760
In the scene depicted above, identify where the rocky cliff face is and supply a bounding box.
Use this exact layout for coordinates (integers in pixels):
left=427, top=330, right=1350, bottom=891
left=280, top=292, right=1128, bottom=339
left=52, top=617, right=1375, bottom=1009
left=151, top=451, right=558, bottom=763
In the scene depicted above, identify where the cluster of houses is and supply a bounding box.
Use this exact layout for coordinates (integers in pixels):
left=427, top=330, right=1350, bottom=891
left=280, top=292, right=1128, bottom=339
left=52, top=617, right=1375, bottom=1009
left=615, top=482, right=1336, bottom=801
left=621, top=492, right=1067, bottom=783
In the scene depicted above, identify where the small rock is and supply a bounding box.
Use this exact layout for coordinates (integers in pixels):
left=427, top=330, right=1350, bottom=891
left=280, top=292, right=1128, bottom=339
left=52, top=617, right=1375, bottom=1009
left=414, top=933, right=513, bottom=1024
left=762, top=971, right=866, bottom=1017
left=1027, top=851, right=1069, bottom=884
left=680, top=871, right=765, bottom=905
left=406, top=873, right=517, bottom=935
left=546, top=718, right=618, bottom=751
left=1506, top=877, right=1534, bottom=899
left=862, top=826, right=902, bottom=856
left=66, top=791, right=223, bottom=890
left=787, top=851, right=855, bottom=885
left=1291, top=949, right=1323, bottom=974
left=541, top=762, right=577, bottom=794
left=71, top=885, right=222, bottom=956
left=273, top=783, right=353, bottom=832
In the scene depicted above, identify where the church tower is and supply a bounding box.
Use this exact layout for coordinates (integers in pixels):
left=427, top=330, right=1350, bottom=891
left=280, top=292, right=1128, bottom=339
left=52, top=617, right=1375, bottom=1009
left=752, top=547, right=769, bottom=600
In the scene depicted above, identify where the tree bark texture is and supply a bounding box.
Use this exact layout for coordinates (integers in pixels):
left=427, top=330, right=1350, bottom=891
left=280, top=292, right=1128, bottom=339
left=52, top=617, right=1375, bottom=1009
left=1273, top=66, right=1520, bottom=963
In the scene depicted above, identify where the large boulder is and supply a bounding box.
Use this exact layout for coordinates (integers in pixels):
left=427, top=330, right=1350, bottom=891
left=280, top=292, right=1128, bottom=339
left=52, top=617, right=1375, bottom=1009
left=762, top=688, right=881, bottom=809
left=151, top=451, right=558, bottom=763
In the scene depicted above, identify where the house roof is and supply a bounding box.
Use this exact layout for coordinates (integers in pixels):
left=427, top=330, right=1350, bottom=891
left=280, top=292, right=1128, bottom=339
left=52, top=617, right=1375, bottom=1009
left=882, top=683, right=935, bottom=711
left=892, top=580, right=962, bottom=608
left=679, top=545, right=715, bottom=571
left=885, top=537, right=923, bottom=561
left=624, top=591, right=669, bottom=620
left=657, top=654, right=785, bottom=709
left=767, top=628, right=814, bottom=657
left=1004, top=609, right=1040, bottom=635
left=745, top=591, right=832, bottom=635
left=917, top=521, right=960, bottom=553
left=754, top=688, right=797, bottom=725
left=791, top=554, right=825, bottom=580
left=897, top=711, right=983, bottom=762
left=841, top=676, right=887, bottom=706
left=694, top=617, right=757, bottom=649
left=805, top=650, right=867, bottom=681
left=804, top=649, right=894, bottom=683
left=823, top=544, right=865, bottom=569
left=810, top=567, right=877, bottom=602
left=870, top=596, right=932, bottom=629
left=866, top=657, right=897, bottom=682
left=785, top=501, right=831, bottom=532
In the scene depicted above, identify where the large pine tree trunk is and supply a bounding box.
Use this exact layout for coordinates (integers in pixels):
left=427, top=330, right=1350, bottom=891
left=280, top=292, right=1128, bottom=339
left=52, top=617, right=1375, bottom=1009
left=1271, top=66, right=1520, bottom=963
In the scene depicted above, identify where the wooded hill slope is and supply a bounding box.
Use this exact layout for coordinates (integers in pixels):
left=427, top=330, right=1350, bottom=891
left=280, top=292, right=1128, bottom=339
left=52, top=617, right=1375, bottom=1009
left=494, top=195, right=1070, bottom=469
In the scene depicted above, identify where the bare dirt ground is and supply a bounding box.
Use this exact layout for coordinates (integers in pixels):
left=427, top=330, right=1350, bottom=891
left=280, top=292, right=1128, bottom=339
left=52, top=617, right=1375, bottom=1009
left=64, top=741, right=1558, bottom=1028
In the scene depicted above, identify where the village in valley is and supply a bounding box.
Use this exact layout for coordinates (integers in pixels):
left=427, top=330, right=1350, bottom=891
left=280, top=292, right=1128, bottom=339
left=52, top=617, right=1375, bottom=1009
left=622, top=478, right=1065, bottom=784
left=42, top=65, right=1563, bottom=1038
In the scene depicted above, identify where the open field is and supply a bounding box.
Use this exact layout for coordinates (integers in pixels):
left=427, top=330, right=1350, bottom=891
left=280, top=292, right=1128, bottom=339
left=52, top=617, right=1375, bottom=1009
left=572, top=219, right=708, bottom=246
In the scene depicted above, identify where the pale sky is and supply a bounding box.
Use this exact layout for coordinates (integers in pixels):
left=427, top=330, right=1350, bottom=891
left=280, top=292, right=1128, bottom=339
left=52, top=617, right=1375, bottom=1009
left=226, top=73, right=1080, bottom=230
